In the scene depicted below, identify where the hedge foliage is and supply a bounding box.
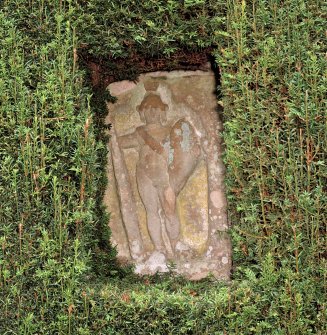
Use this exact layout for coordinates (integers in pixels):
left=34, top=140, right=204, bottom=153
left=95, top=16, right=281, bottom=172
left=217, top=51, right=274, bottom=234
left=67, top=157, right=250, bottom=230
left=0, top=0, right=325, bottom=334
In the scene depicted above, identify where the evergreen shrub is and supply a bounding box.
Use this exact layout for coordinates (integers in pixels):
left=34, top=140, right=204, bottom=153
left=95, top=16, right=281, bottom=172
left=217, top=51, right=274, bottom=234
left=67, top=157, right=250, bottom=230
left=0, top=0, right=325, bottom=334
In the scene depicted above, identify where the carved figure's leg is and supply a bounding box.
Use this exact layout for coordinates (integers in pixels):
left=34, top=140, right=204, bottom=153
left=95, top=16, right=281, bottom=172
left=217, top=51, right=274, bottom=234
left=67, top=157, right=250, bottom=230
left=159, top=186, right=180, bottom=250
left=137, top=170, right=164, bottom=252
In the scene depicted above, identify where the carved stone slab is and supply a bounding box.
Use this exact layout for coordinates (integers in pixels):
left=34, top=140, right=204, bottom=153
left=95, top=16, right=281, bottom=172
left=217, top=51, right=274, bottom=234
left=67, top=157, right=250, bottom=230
left=104, top=69, right=231, bottom=280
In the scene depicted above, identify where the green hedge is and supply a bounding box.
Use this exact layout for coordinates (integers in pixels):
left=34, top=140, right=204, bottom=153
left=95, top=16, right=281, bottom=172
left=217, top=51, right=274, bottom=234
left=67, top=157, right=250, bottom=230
left=0, top=0, right=325, bottom=334
left=0, top=2, right=108, bottom=332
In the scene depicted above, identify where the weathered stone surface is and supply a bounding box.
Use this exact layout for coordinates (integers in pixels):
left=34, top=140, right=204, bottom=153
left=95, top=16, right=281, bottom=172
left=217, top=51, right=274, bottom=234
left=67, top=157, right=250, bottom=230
left=104, top=69, right=231, bottom=280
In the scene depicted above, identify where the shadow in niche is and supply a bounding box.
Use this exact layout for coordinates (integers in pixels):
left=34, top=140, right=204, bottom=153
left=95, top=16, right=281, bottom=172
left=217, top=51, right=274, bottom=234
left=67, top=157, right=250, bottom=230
left=208, top=55, right=226, bottom=153
left=208, top=53, right=224, bottom=117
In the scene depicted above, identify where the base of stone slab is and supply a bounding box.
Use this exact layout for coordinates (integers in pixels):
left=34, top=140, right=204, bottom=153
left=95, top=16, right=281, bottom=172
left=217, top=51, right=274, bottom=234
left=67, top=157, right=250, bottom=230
left=174, top=258, right=230, bottom=281
left=133, top=251, right=230, bottom=281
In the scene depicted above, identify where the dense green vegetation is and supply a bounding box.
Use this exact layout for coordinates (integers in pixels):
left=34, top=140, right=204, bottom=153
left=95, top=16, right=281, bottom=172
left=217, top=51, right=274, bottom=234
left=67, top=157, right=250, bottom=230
left=0, top=0, right=325, bottom=334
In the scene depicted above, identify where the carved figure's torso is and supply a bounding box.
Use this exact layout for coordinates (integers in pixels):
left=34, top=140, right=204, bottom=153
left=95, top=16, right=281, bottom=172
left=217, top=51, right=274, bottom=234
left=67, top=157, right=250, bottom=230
left=136, top=124, right=171, bottom=187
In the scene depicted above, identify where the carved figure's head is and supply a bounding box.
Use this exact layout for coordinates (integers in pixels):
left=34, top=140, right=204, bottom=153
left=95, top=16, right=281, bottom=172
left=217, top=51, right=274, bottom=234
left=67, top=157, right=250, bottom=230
left=136, top=93, right=168, bottom=124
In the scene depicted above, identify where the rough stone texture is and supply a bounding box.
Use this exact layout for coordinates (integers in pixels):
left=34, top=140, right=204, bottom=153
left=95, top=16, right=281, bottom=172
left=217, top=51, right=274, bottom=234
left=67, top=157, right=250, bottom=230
left=104, top=69, right=231, bottom=280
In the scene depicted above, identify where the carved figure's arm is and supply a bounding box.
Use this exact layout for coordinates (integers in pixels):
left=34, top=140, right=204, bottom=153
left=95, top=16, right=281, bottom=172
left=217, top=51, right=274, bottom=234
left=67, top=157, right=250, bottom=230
left=117, top=132, right=139, bottom=149
left=136, top=127, right=164, bottom=155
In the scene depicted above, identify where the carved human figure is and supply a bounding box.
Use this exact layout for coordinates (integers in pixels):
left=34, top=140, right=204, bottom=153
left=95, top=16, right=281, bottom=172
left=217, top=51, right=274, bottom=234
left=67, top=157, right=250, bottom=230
left=117, top=93, right=201, bottom=256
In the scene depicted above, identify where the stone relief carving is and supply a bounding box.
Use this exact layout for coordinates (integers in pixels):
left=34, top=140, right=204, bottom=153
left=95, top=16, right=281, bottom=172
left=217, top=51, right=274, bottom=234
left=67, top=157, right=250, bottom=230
left=105, top=70, right=231, bottom=280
